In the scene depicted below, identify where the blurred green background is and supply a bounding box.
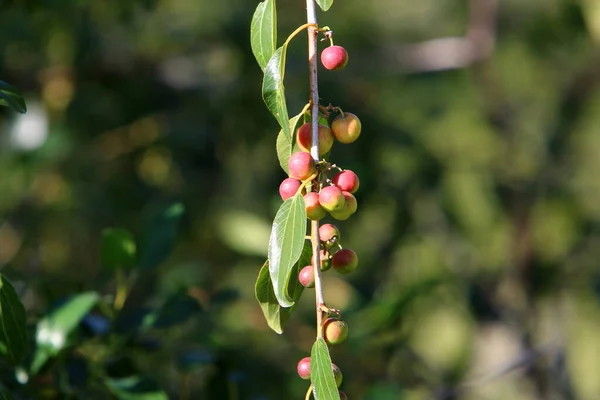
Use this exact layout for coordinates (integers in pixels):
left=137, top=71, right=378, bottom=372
left=2, top=0, right=600, bottom=399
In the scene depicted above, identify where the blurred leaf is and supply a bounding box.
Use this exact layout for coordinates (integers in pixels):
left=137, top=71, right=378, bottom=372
left=141, top=292, right=201, bottom=329
left=262, top=45, right=290, bottom=139
left=216, top=210, right=270, bottom=256
left=0, top=390, right=14, bottom=400
left=276, top=112, right=303, bottom=174
left=315, top=0, right=333, bottom=12
left=363, top=383, right=403, bottom=400
left=30, top=292, right=99, bottom=374
left=310, top=338, right=340, bottom=400
left=139, top=203, right=184, bottom=270
left=250, top=0, right=277, bottom=71
left=287, top=240, right=311, bottom=301
left=0, top=81, right=26, bottom=113
left=268, top=193, right=306, bottom=307
left=106, top=376, right=168, bottom=400
left=101, top=228, right=137, bottom=270
left=0, top=274, right=28, bottom=366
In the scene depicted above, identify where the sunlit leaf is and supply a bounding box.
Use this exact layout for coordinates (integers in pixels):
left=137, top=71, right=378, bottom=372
left=30, top=292, right=99, bottom=374
left=262, top=46, right=290, bottom=138
left=315, top=0, right=333, bottom=12
left=311, top=338, right=340, bottom=400
left=139, top=203, right=184, bottom=270
left=267, top=193, right=306, bottom=307
left=250, top=0, right=277, bottom=71
left=0, top=81, right=26, bottom=113
left=0, top=274, right=28, bottom=366
left=101, top=228, right=137, bottom=270
left=276, top=112, right=303, bottom=174
left=106, top=376, right=168, bottom=400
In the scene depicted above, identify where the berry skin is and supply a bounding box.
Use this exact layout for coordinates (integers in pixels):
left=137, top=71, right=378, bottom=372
left=331, top=249, right=358, bottom=274
left=331, top=112, right=361, bottom=144
left=297, top=123, right=334, bottom=156
left=288, top=152, right=316, bottom=181
left=332, top=363, right=343, bottom=387
left=319, top=186, right=345, bottom=212
left=339, top=391, right=348, bottom=400
left=324, top=319, right=349, bottom=345
left=319, top=223, right=340, bottom=246
left=304, top=192, right=326, bottom=220
left=321, top=45, right=349, bottom=71
left=332, top=170, right=360, bottom=194
left=279, top=178, right=301, bottom=200
left=298, top=265, right=315, bottom=288
left=297, top=357, right=311, bottom=380
left=330, top=192, right=357, bottom=221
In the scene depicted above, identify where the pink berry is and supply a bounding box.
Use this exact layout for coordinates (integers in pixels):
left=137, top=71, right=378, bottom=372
left=279, top=178, right=301, bottom=200
left=297, top=357, right=311, bottom=379
left=332, top=170, right=359, bottom=193
left=288, top=152, right=316, bottom=181
left=299, top=265, right=315, bottom=288
left=321, top=45, right=349, bottom=71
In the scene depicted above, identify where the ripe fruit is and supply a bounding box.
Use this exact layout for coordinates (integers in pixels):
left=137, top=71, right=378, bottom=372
left=330, top=191, right=357, bottom=221
left=279, top=178, right=301, bottom=200
left=299, top=265, right=315, bottom=288
left=331, top=112, right=361, bottom=144
left=332, top=363, right=343, bottom=387
left=288, top=152, right=316, bottom=181
left=319, top=223, right=340, bottom=246
left=332, top=170, right=360, bottom=193
left=297, top=357, right=311, bottom=379
left=319, top=186, right=345, bottom=212
left=331, top=249, right=358, bottom=274
left=296, top=123, right=334, bottom=156
left=324, top=319, right=349, bottom=345
left=321, top=45, right=349, bottom=71
left=304, top=192, right=326, bottom=220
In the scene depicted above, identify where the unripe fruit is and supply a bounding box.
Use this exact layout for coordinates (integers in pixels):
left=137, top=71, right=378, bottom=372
left=297, top=123, right=334, bottom=157
left=332, top=170, right=360, bottom=194
left=304, top=192, right=326, bottom=220
left=297, top=357, right=311, bottom=380
left=320, top=249, right=332, bottom=271
left=319, top=186, right=345, bottom=212
left=321, top=45, right=349, bottom=71
left=288, top=152, right=316, bottom=181
left=319, top=223, right=340, bottom=246
left=332, top=363, right=343, bottom=387
left=331, top=113, right=361, bottom=144
left=339, top=391, right=348, bottom=400
left=331, top=248, right=358, bottom=274
left=279, top=178, right=301, bottom=200
left=324, top=319, right=349, bottom=345
left=330, top=192, right=357, bottom=221
left=299, top=265, right=315, bottom=288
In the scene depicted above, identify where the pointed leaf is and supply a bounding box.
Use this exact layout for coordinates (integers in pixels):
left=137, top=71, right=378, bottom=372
left=0, top=274, right=28, bottom=366
left=0, top=81, right=26, bottom=113
left=311, top=338, right=340, bottom=400
left=276, top=113, right=303, bottom=174
left=255, top=241, right=311, bottom=333
left=315, top=0, right=334, bottom=12
left=139, top=203, right=184, bottom=270
left=262, top=46, right=290, bottom=138
left=101, top=228, right=137, bottom=270
left=250, top=0, right=277, bottom=71
left=30, top=292, right=99, bottom=374
left=268, top=193, right=306, bottom=307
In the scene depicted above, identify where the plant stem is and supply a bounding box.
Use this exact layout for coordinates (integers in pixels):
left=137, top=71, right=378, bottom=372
left=306, top=0, right=326, bottom=337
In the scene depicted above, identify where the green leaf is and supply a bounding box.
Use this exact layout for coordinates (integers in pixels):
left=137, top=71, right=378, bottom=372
left=0, top=389, right=14, bottom=400
left=141, top=292, right=201, bottom=329
left=0, top=81, right=26, bottom=113
left=101, top=228, right=137, bottom=270
left=311, top=338, right=340, bottom=400
left=267, top=193, right=306, bottom=307
left=139, top=203, right=184, bottom=270
left=276, top=112, right=303, bottom=174
left=262, top=46, right=290, bottom=139
left=0, top=275, right=28, bottom=366
left=315, top=0, right=334, bottom=12
left=250, top=0, right=277, bottom=71
left=255, top=241, right=311, bottom=333
left=106, top=376, right=168, bottom=400
left=30, top=292, right=99, bottom=374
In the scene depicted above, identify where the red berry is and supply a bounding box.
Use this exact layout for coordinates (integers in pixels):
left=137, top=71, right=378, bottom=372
left=331, top=113, right=361, bottom=144
left=330, top=192, right=357, bottom=221
left=297, top=357, right=311, bottom=380
left=321, top=45, right=349, bottom=71
left=296, top=123, right=334, bottom=156
left=331, top=249, right=358, bottom=274
left=319, top=186, right=345, bottom=212
left=279, top=178, right=301, bottom=200
left=319, top=223, right=340, bottom=245
left=324, top=319, right=349, bottom=345
left=332, top=170, right=359, bottom=194
left=304, top=192, right=326, bottom=220
left=298, top=265, right=315, bottom=288
left=339, top=391, right=348, bottom=400
left=332, top=363, right=343, bottom=387
left=288, top=152, right=316, bottom=181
